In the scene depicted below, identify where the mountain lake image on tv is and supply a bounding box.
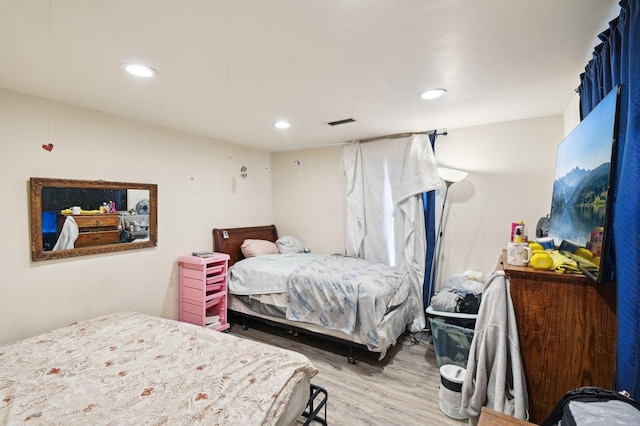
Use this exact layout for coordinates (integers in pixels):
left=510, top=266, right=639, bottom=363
left=548, top=85, right=620, bottom=282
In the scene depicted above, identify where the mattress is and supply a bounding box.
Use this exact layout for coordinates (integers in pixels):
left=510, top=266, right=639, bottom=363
left=229, top=254, right=410, bottom=308
left=0, top=311, right=317, bottom=425
left=230, top=293, right=365, bottom=343
left=229, top=293, right=416, bottom=359
left=228, top=253, right=413, bottom=353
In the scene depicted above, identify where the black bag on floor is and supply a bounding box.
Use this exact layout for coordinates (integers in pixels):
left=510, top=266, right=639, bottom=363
left=541, top=386, right=640, bottom=426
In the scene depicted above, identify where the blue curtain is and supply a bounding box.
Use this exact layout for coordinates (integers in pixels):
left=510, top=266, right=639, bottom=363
left=423, top=132, right=438, bottom=310
left=579, top=0, right=640, bottom=397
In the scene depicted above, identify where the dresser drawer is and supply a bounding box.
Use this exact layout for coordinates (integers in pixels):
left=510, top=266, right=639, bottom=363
left=74, top=215, right=119, bottom=229
left=75, top=230, right=120, bottom=247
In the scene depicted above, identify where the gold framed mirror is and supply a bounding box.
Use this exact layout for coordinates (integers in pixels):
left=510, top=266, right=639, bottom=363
left=30, top=178, right=158, bottom=261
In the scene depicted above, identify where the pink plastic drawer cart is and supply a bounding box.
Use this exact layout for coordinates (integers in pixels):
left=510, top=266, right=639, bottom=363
left=179, top=253, right=230, bottom=331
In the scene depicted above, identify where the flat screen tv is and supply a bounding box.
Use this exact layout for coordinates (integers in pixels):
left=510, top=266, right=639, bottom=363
left=548, top=85, right=620, bottom=283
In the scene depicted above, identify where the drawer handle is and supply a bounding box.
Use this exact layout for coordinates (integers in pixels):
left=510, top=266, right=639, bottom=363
left=95, top=220, right=101, bottom=226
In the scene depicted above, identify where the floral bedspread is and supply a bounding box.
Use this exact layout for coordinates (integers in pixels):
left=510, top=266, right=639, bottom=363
left=0, top=312, right=317, bottom=425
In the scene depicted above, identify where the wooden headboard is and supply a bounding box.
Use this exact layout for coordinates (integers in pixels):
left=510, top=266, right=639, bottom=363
left=212, top=225, right=278, bottom=266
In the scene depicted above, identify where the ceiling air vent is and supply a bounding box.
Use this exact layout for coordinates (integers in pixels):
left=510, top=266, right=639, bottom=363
left=327, top=118, right=355, bottom=126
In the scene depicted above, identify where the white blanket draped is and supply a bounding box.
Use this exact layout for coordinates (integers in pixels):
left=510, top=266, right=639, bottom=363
left=342, top=134, right=441, bottom=331
left=52, top=216, right=79, bottom=251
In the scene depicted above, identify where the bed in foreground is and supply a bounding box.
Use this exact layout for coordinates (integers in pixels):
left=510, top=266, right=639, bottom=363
left=213, top=225, right=419, bottom=362
left=0, top=311, right=320, bottom=425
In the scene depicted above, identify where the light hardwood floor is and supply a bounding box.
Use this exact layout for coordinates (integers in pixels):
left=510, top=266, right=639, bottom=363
left=228, top=319, right=468, bottom=426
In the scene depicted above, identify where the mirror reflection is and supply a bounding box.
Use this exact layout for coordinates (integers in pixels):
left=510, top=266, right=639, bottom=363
left=42, top=188, right=151, bottom=251
left=30, top=178, right=158, bottom=261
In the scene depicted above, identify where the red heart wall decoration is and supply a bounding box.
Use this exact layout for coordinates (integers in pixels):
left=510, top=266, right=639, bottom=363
left=42, top=143, right=54, bottom=152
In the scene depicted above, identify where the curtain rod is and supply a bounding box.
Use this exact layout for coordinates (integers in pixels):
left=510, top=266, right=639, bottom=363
left=357, top=129, right=447, bottom=144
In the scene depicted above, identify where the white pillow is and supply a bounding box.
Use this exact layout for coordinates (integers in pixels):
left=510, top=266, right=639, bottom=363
left=276, top=235, right=305, bottom=254
left=240, top=239, right=279, bottom=258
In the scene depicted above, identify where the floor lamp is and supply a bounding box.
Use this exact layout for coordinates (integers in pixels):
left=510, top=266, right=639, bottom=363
left=414, top=166, right=469, bottom=343
left=427, top=167, right=469, bottom=308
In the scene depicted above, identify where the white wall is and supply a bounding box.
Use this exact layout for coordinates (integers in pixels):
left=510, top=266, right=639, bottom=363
left=1, top=87, right=564, bottom=345
left=272, top=147, right=346, bottom=255
left=272, top=115, right=563, bottom=288
left=564, top=93, right=582, bottom=135
left=0, top=89, right=272, bottom=345
left=433, top=115, right=562, bottom=283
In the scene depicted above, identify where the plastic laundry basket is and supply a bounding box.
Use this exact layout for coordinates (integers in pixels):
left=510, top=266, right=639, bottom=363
left=427, top=305, right=477, bottom=368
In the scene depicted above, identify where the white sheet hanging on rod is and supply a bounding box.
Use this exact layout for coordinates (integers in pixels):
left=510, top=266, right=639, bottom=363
left=342, top=134, right=442, bottom=331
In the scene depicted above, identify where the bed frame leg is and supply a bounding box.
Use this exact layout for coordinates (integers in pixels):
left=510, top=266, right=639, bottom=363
left=302, top=384, right=328, bottom=425
left=347, top=345, right=357, bottom=364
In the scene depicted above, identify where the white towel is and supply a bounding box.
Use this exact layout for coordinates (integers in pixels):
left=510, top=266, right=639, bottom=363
left=52, top=216, right=79, bottom=250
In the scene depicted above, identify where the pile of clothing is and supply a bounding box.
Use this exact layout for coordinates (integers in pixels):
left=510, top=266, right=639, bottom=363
left=430, top=271, right=484, bottom=315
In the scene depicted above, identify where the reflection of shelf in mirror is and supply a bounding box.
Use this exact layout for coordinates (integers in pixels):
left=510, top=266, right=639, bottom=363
left=56, top=213, right=120, bottom=249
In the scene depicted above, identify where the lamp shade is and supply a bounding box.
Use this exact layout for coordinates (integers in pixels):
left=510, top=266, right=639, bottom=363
left=437, top=167, right=468, bottom=184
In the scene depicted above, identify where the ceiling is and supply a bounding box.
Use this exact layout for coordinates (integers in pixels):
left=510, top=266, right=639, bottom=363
left=0, top=0, right=619, bottom=152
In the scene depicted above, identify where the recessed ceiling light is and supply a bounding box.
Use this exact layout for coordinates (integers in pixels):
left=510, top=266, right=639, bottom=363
left=274, top=121, right=291, bottom=129
left=123, top=64, right=157, bottom=78
left=419, top=88, right=447, bottom=100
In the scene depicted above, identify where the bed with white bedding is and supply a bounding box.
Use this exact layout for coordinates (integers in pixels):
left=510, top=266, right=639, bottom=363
left=0, top=311, right=318, bottom=425
left=213, top=225, right=418, bottom=360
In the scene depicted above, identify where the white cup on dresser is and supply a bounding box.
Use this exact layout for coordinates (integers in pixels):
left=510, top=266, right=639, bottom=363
left=507, top=242, right=532, bottom=266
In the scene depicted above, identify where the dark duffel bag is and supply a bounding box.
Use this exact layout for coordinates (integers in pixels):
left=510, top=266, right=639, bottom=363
left=541, top=386, right=640, bottom=426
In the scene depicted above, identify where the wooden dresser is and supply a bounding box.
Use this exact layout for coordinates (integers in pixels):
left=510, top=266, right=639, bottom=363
left=57, top=213, right=120, bottom=247
left=478, top=407, right=536, bottom=425
left=501, top=251, right=616, bottom=423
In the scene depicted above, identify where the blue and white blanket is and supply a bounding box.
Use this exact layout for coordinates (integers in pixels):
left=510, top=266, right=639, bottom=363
left=285, top=255, right=409, bottom=348
left=228, top=253, right=411, bottom=349
left=228, top=254, right=323, bottom=295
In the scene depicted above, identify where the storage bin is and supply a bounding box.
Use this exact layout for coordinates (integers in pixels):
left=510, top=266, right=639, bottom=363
left=429, top=317, right=475, bottom=368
